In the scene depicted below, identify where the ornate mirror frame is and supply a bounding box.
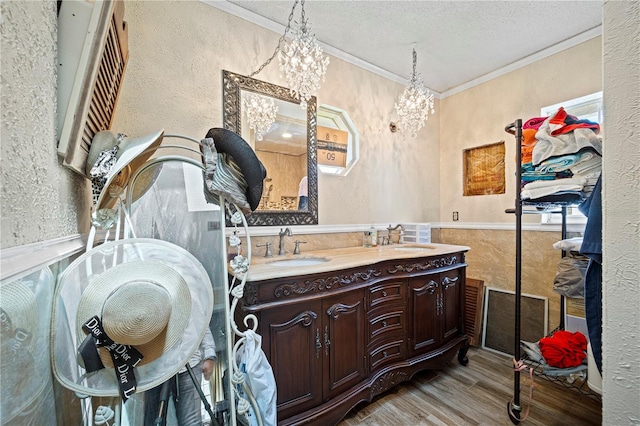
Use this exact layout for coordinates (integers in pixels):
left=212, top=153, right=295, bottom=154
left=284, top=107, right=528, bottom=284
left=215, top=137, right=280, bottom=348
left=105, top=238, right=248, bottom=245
left=222, top=70, right=318, bottom=226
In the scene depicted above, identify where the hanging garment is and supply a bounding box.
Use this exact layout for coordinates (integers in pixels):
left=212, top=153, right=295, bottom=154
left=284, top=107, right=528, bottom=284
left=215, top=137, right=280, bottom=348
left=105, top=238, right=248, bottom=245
left=238, top=330, right=277, bottom=426
left=578, top=175, right=603, bottom=373
left=553, top=254, right=589, bottom=298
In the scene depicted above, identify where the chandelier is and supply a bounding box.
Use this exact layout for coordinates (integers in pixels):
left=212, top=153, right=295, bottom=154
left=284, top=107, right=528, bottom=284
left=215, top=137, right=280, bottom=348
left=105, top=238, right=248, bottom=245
left=394, top=48, right=435, bottom=137
left=247, top=0, right=329, bottom=112
left=243, top=93, right=278, bottom=141
left=277, top=3, right=330, bottom=109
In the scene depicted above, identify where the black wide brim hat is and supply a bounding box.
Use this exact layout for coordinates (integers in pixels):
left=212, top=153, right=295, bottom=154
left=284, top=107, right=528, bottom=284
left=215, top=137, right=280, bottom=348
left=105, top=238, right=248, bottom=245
left=205, top=128, right=266, bottom=211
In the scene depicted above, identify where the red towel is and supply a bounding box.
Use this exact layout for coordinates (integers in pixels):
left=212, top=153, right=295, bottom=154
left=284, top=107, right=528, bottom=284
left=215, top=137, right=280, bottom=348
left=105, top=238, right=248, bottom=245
left=539, top=330, right=587, bottom=368
left=548, top=107, right=600, bottom=136
left=523, top=116, right=547, bottom=130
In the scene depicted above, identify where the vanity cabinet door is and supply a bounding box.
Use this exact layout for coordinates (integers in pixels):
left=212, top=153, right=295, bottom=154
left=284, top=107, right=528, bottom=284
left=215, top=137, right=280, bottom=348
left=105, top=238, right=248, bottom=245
left=408, top=275, right=440, bottom=355
left=441, top=269, right=463, bottom=342
left=322, top=290, right=367, bottom=400
left=408, top=268, right=465, bottom=357
left=261, top=302, right=323, bottom=419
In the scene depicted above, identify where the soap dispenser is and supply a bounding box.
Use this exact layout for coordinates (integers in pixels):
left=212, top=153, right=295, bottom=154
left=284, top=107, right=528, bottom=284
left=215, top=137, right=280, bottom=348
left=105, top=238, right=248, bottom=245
left=370, top=224, right=378, bottom=247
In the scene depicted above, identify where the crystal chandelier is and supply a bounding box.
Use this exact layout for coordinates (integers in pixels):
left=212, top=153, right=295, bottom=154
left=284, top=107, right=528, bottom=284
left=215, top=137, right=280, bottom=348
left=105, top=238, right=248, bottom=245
left=394, top=49, right=435, bottom=137
left=247, top=0, right=329, bottom=111
left=277, top=2, right=330, bottom=109
left=243, top=93, right=278, bottom=141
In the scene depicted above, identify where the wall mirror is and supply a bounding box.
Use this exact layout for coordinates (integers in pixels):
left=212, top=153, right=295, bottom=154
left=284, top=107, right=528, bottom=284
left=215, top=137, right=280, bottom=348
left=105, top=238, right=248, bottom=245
left=317, top=104, right=360, bottom=176
left=222, top=70, right=318, bottom=226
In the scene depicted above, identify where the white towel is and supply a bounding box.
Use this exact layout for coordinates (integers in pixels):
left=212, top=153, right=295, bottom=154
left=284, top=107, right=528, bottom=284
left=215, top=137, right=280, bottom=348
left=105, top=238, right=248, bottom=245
left=569, top=155, right=602, bottom=176
left=533, top=117, right=602, bottom=166
left=521, top=177, right=585, bottom=200
left=523, top=177, right=586, bottom=190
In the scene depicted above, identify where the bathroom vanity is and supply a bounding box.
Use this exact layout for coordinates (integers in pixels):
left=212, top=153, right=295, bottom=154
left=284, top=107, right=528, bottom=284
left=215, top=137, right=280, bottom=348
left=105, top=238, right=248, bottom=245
left=240, top=243, right=470, bottom=425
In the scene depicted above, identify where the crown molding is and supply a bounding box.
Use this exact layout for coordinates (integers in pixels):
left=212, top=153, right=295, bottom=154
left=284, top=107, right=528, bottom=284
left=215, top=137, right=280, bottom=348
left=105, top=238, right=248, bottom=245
left=440, top=26, right=602, bottom=98
left=203, top=1, right=601, bottom=100
left=199, top=0, right=429, bottom=91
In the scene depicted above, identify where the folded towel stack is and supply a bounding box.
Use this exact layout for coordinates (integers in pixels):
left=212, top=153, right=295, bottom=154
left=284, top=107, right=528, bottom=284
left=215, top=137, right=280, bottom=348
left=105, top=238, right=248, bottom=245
left=519, top=107, right=602, bottom=202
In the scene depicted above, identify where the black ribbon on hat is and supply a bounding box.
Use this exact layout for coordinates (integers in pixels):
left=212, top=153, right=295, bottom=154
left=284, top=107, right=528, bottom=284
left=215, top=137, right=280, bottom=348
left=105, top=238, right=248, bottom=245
left=79, top=315, right=143, bottom=402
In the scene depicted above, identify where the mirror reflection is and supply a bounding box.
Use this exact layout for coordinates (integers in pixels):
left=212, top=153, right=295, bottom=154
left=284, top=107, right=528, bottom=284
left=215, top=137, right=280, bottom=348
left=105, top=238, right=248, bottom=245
left=241, top=93, right=308, bottom=211
left=222, top=70, right=318, bottom=226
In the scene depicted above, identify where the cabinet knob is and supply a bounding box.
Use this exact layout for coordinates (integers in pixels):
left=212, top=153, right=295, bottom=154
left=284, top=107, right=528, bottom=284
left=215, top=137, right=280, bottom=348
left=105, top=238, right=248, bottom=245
left=382, top=351, right=388, bottom=358
left=382, top=320, right=388, bottom=328
left=382, top=290, right=388, bottom=297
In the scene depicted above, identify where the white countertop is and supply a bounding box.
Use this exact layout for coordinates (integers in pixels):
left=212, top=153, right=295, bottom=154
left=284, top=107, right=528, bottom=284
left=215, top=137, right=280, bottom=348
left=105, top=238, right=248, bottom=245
left=243, top=243, right=470, bottom=282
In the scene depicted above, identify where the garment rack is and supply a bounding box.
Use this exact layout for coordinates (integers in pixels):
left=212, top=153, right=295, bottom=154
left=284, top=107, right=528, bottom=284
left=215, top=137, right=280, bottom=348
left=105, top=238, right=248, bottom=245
left=504, top=120, right=600, bottom=424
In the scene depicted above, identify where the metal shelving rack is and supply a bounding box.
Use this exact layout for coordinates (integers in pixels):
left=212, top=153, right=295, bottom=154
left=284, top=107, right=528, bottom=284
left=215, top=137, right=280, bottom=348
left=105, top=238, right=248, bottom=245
left=504, top=120, right=601, bottom=424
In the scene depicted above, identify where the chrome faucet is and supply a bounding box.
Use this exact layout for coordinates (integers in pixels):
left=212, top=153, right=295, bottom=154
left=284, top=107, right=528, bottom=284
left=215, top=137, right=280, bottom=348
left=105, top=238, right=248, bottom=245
left=278, top=227, right=292, bottom=255
left=386, top=224, right=405, bottom=245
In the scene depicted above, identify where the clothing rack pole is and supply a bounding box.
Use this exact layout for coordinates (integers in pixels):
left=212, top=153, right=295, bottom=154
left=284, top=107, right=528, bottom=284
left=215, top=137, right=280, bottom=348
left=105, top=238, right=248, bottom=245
left=558, top=206, right=567, bottom=330
left=505, top=119, right=523, bottom=423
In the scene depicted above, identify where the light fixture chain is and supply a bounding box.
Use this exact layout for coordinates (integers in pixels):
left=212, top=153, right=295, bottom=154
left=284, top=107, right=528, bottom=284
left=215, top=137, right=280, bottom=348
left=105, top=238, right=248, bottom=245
left=249, top=0, right=300, bottom=78
left=412, top=48, right=417, bottom=79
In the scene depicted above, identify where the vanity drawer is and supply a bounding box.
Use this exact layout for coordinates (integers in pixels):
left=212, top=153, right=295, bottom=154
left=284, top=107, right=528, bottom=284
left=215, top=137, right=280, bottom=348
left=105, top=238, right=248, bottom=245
left=368, top=307, right=405, bottom=342
left=369, top=339, right=406, bottom=371
left=369, top=280, right=405, bottom=309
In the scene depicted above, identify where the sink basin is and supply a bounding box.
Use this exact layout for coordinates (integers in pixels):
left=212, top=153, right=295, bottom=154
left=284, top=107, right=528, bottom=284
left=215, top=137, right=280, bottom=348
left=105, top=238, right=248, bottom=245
left=267, top=257, right=330, bottom=267
left=393, top=244, right=436, bottom=251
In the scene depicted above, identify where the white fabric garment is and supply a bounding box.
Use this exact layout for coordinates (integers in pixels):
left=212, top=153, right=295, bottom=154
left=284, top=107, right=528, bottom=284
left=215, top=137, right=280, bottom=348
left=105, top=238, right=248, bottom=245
left=521, top=177, right=586, bottom=200
left=238, top=330, right=277, bottom=426
left=298, top=176, right=308, bottom=197
left=523, top=177, right=586, bottom=190
left=553, top=237, right=584, bottom=251
left=569, top=155, right=602, bottom=176
left=533, top=117, right=602, bottom=166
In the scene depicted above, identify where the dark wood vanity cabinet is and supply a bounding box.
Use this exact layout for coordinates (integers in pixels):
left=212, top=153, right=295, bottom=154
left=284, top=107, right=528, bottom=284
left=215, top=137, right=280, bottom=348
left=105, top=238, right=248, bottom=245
left=259, top=290, right=367, bottom=420
left=243, top=251, right=469, bottom=426
left=408, top=268, right=463, bottom=356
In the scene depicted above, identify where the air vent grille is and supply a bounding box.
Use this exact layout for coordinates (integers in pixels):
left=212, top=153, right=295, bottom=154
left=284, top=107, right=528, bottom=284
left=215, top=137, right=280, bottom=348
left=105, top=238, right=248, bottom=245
left=79, top=14, right=127, bottom=160
left=464, top=278, right=485, bottom=347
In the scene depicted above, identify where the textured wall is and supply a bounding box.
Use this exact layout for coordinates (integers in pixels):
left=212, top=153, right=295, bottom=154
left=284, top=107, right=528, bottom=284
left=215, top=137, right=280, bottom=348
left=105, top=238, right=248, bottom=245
left=110, top=1, right=441, bottom=226
left=602, top=1, right=640, bottom=423
left=439, top=228, right=567, bottom=330
left=439, top=37, right=602, bottom=224
left=0, top=0, right=91, bottom=249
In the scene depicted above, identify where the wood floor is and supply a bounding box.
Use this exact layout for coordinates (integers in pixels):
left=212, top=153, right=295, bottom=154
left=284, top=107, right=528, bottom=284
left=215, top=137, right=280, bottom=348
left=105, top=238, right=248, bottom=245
left=338, top=347, right=601, bottom=426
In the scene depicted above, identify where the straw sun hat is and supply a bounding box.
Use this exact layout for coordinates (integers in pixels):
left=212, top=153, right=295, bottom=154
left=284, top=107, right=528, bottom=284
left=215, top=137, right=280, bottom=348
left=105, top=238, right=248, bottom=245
left=1, top=269, right=54, bottom=424
left=0, top=280, right=38, bottom=357
left=75, top=261, right=191, bottom=368
left=52, top=238, right=214, bottom=397
left=87, top=129, right=164, bottom=211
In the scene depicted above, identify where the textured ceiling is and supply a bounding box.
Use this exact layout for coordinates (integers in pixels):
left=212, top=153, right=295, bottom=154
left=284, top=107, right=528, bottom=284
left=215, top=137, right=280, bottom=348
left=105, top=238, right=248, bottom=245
left=223, top=0, right=603, bottom=94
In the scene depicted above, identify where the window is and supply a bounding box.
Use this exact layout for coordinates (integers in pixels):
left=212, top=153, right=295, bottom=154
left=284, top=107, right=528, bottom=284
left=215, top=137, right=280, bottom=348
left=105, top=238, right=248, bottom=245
left=317, top=105, right=360, bottom=176
left=539, top=91, right=603, bottom=228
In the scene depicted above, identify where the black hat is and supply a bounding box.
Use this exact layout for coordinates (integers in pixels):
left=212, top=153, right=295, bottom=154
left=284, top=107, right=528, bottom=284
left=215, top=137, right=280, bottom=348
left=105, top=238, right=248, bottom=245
left=205, top=128, right=266, bottom=211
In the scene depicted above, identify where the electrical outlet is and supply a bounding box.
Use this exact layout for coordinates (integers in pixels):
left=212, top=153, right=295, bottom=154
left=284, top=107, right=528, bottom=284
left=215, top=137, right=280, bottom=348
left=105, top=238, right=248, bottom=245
left=453, top=211, right=459, bottom=221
